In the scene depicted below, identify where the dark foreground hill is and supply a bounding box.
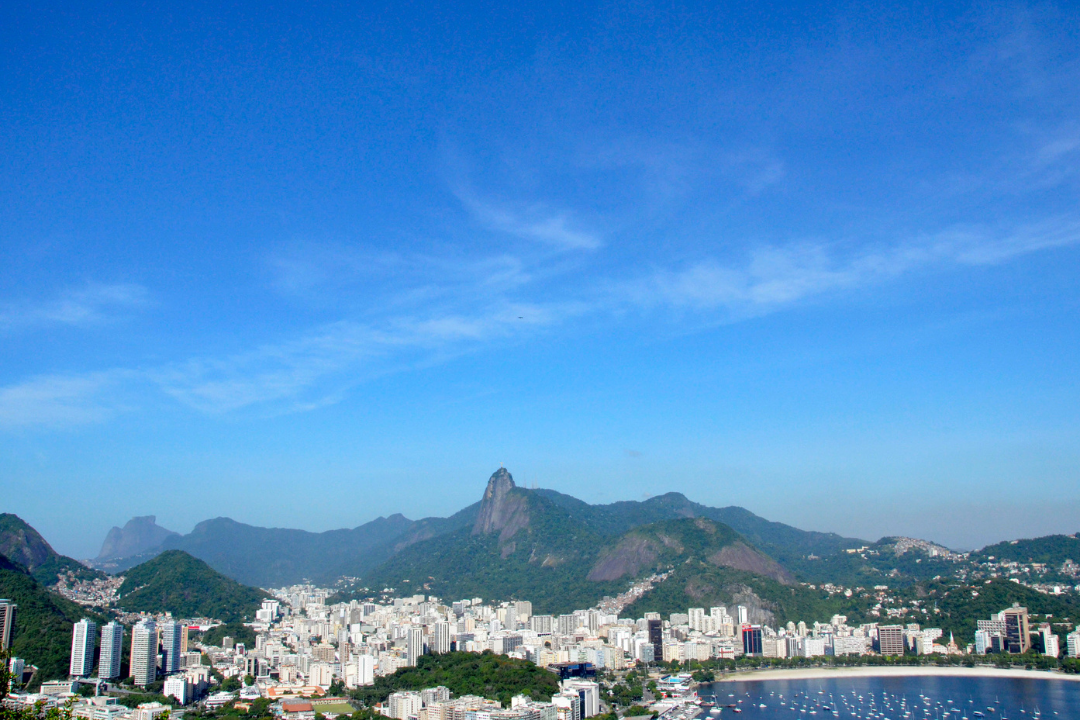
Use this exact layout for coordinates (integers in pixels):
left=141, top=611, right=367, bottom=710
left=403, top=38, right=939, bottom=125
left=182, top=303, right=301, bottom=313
left=0, top=554, right=105, bottom=686
left=0, top=514, right=104, bottom=586
left=118, top=550, right=269, bottom=622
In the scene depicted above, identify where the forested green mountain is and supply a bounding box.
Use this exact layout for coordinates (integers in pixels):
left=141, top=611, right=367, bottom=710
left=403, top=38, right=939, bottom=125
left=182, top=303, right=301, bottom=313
left=93, top=469, right=871, bottom=591
left=535, top=489, right=864, bottom=579
left=361, top=470, right=806, bottom=616
left=914, top=578, right=1080, bottom=643
left=0, top=554, right=105, bottom=686
left=363, top=470, right=624, bottom=612
left=971, top=534, right=1080, bottom=566
left=623, top=563, right=867, bottom=627
left=0, top=514, right=104, bottom=586
left=118, top=550, right=269, bottom=622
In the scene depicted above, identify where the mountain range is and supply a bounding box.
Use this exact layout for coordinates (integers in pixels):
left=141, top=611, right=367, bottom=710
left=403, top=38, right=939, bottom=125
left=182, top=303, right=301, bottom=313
left=1, top=468, right=1078, bottom=684
left=87, top=470, right=865, bottom=590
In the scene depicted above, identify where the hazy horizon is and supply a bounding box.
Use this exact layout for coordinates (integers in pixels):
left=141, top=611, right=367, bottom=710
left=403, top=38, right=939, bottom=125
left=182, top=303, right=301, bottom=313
left=24, top=468, right=1079, bottom=560
left=3, top=2, right=1078, bottom=559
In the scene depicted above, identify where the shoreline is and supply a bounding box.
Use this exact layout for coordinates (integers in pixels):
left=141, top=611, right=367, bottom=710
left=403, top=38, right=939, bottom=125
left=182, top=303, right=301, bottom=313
left=711, top=666, right=1080, bottom=683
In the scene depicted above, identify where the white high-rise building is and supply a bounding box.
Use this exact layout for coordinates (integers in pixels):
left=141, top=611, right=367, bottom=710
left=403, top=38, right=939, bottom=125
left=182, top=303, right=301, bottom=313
left=99, top=622, right=124, bottom=680
left=356, top=654, right=375, bottom=686
left=164, top=675, right=190, bottom=705
left=131, top=619, right=158, bottom=687
left=432, top=622, right=451, bottom=654
left=737, top=606, right=749, bottom=625
left=309, top=662, right=333, bottom=688
left=687, top=608, right=706, bottom=632
left=160, top=621, right=183, bottom=674
left=561, top=680, right=600, bottom=717
left=1066, top=630, right=1080, bottom=658
left=388, top=691, right=422, bottom=720
left=70, top=618, right=97, bottom=677
left=406, top=626, right=424, bottom=666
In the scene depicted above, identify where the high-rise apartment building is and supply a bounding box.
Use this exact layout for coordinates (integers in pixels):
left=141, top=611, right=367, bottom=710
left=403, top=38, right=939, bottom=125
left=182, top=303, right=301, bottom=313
left=647, top=619, right=662, bottom=662
left=99, top=622, right=124, bottom=680
left=530, top=615, right=553, bottom=634
left=741, top=625, right=762, bottom=656
left=70, top=618, right=98, bottom=677
left=432, top=622, right=451, bottom=654
left=388, top=691, right=422, bottom=720
left=1067, top=630, right=1080, bottom=658
left=160, top=621, right=183, bottom=674
left=406, top=626, right=424, bottom=666
left=131, top=619, right=158, bottom=687
left=356, top=654, right=375, bottom=686
left=877, top=625, right=905, bottom=656
left=0, top=600, right=16, bottom=651
left=1002, top=605, right=1030, bottom=654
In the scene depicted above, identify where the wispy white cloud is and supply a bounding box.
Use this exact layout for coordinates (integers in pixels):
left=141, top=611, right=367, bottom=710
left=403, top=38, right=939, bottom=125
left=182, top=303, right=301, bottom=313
left=635, top=217, right=1080, bottom=316
left=2, top=216, right=1077, bottom=429
left=0, top=371, right=132, bottom=428
left=0, top=283, right=149, bottom=332
left=455, top=188, right=602, bottom=251
left=151, top=299, right=575, bottom=415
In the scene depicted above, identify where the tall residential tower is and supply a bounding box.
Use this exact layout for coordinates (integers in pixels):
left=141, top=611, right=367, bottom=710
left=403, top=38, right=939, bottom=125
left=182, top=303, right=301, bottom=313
left=69, top=618, right=97, bottom=677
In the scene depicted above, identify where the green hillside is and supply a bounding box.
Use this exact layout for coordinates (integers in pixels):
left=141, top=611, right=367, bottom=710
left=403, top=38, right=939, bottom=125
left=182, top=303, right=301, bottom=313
left=363, top=470, right=807, bottom=615
left=118, top=550, right=268, bottom=622
left=972, top=534, right=1080, bottom=566
left=535, top=489, right=865, bottom=578
left=0, top=514, right=105, bottom=586
left=364, top=485, right=623, bottom=614
left=924, top=578, right=1080, bottom=643
left=350, top=651, right=559, bottom=708
left=623, top=561, right=867, bottom=627
left=0, top=555, right=106, bottom=686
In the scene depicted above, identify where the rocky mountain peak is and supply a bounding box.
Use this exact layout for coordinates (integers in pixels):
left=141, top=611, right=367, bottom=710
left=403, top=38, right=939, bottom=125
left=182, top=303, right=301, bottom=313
left=97, top=515, right=178, bottom=560
left=0, top=513, right=58, bottom=570
left=472, top=467, right=529, bottom=542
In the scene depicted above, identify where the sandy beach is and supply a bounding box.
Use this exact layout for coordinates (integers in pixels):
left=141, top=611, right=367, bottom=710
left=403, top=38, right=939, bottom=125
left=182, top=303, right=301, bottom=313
left=715, top=666, right=1080, bottom=683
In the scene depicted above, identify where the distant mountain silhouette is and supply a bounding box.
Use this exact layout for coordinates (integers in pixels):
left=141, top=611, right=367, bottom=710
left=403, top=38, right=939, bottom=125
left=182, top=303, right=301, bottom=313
left=97, top=515, right=178, bottom=560
left=90, top=472, right=868, bottom=590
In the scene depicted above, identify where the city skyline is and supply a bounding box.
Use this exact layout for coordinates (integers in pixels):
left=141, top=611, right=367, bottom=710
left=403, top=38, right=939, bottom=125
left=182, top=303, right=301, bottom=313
left=3, top=2, right=1080, bottom=555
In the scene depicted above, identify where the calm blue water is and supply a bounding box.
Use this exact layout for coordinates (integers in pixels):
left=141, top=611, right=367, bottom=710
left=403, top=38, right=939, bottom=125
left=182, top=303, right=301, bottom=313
left=698, top=675, right=1080, bottom=719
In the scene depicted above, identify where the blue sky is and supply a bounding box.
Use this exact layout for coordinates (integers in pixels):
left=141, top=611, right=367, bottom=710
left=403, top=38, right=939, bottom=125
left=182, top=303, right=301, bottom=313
left=2, top=1, right=1079, bottom=557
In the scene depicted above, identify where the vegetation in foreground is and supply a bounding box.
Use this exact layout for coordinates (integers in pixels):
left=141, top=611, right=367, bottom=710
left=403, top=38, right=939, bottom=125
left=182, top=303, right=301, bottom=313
left=348, top=651, right=560, bottom=708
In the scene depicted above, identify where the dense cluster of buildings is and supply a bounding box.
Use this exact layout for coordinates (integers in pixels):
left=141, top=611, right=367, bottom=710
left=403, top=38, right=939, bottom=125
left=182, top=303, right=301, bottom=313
left=972, top=603, right=1076, bottom=658
left=4, top=587, right=1080, bottom=720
